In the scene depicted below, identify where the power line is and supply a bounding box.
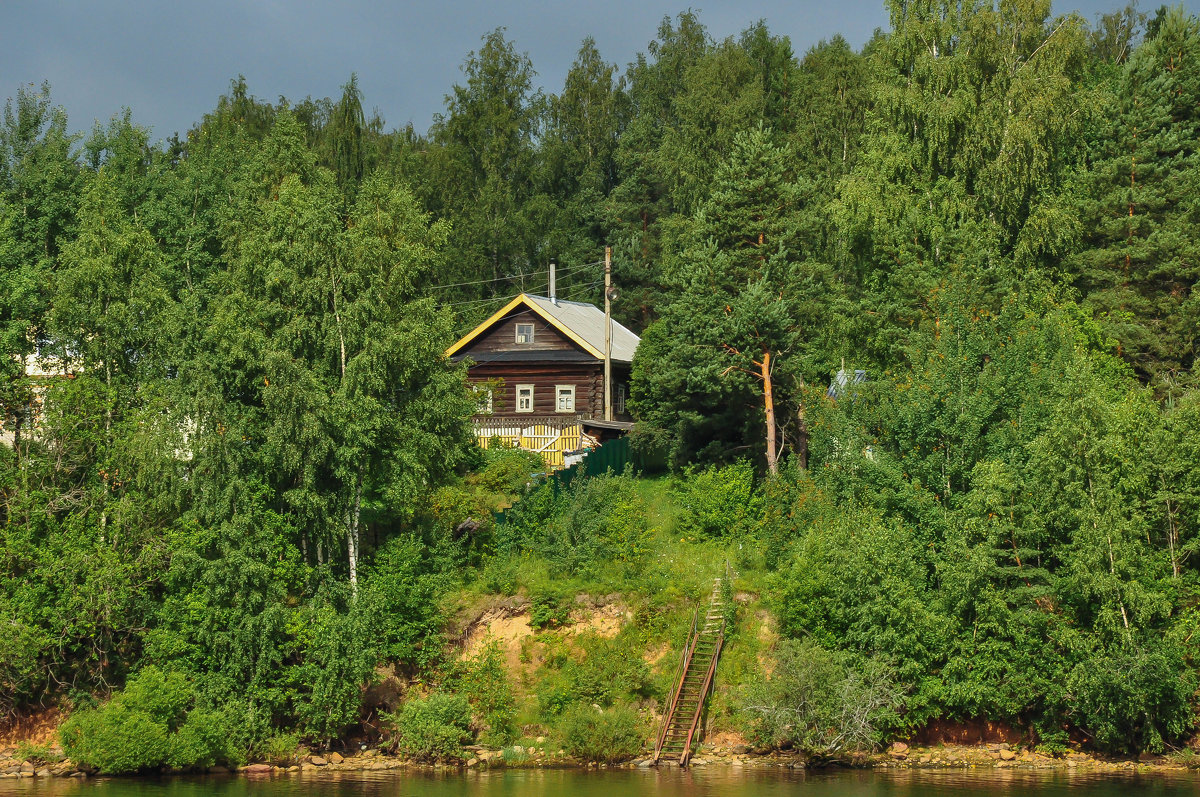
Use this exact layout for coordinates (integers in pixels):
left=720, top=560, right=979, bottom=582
left=444, top=295, right=512, bottom=309
left=442, top=280, right=548, bottom=308
left=440, top=266, right=603, bottom=339
left=557, top=259, right=604, bottom=275
left=444, top=277, right=611, bottom=340
left=427, top=273, right=529, bottom=291
left=559, top=278, right=603, bottom=300
left=426, top=259, right=603, bottom=292
left=444, top=278, right=599, bottom=314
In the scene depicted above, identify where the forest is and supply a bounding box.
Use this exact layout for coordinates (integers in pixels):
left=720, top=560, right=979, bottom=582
left=3, top=0, right=1200, bottom=771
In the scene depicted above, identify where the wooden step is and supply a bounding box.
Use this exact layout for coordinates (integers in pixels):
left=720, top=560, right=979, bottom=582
left=655, top=573, right=731, bottom=767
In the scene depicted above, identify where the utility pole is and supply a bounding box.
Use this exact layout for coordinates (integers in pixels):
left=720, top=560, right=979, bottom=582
left=604, top=246, right=613, bottom=421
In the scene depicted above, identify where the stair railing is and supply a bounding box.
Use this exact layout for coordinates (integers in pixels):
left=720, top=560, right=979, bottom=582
left=680, top=618, right=725, bottom=766
left=654, top=610, right=698, bottom=762
left=670, top=566, right=733, bottom=766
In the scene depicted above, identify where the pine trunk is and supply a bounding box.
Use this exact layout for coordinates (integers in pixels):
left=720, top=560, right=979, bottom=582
left=762, top=350, right=777, bottom=476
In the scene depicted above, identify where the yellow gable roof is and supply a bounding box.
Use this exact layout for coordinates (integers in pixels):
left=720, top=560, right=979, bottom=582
left=445, top=293, right=640, bottom=362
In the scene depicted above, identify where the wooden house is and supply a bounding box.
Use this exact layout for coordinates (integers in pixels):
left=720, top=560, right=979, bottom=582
left=0, top=348, right=72, bottom=448
left=446, top=293, right=639, bottom=466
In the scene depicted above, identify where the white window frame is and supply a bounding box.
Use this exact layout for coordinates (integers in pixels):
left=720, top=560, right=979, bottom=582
left=556, top=384, right=575, bottom=413
left=516, top=384, right=534, bottom=413
left=515, top=323, right=534, bottom=344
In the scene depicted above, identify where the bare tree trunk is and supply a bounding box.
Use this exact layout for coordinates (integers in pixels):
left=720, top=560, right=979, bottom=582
left=101, top=361, right=111, bottom=532
left=1090, top=474, right=1130, bottom=631
left=796, top=374, right=808, bottom=470
left=1167, top=497, right=1180, bottom=579
left=12, top=406, right=22, bottom=467
left=1162, top=475, right=1180, bottom=579
left=762, top=350, right=777, bottom=476
left=329, top=269, right=347, bottom=380
left=347, top=470, right=363, bottom=598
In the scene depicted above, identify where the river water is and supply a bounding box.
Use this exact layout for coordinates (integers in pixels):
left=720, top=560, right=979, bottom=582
left=1, top=768, right=1198, bottom=797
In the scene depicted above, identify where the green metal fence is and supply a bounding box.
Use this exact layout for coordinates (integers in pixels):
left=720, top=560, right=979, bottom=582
left=493, top=436, right=666, bottom=526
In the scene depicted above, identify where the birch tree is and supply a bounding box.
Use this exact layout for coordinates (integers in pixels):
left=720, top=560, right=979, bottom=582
left=214, top=113, right=471, bottom=593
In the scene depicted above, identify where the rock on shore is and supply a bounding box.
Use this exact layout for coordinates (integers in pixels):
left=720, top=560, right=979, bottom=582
left=3, top=740, right=1197, bottom=778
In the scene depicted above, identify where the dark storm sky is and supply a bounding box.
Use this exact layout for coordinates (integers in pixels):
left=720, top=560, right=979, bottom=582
left=1, top=0, right=1188, bottom=141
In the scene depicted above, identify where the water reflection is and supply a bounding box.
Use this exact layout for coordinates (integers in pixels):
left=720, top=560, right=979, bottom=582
left=0, top=767, right=1196, bottom=797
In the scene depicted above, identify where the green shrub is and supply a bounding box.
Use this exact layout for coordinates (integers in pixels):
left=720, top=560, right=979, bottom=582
left=430, top=484, right=496, bottom=543
left=558, top=704, right=643, bottom=763
left=540, top=472, right=651, bottom=574
left=473, top=448, right=546, bottom=493
left=535, top=635, right=653, bottom=717
left=256, top=732, right=304, bottom=766
left=529, top=586, right=572, bottom=629
left=59, top=666, right=233, bottom=773
left=387, top=692, right=473, bottom=761
left=1034, top=729, right=1070, bottom=758
left=167, top=709, right=230, bottom=770
left=13, top=741, right=63, bottom=764
left=1067, top=646, right=1195, bottom=754
left=117, top=667, right=194, bottom=729
left=188, top=690, right=256, bottom=767
left=569, top=638, right=652, bottom=707
left=0, top=602, right=47, bottom=720
left=740, top=639, right=899, bottom=756
left=480, top=554, right=520, bottom=594
left=673, top=460, right=762, bottom=539
left=772, top=508, right=946, bottom=723
left=445, top=642, right=518, bottom=746
left=290, top=598, right=380, bottom=744
left=495, top=482, right=559, bottom=555
left=61, top=702, right=170, bottom=774
left=361, top=537, right=447, bottom=668
left=535, top=663, right=575, bottom=718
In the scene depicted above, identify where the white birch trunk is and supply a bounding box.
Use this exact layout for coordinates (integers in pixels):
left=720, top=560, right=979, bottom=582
left=347, top=471, right=363, bottom=598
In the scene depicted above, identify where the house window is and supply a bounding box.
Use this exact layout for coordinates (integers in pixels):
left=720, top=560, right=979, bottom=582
left=472, top=385, right=493, bottom=415
left=556, top=385, right=575, bottom=413
left=516, top=384, right=534, bottom=412
left=615, top=384, right=626, bottom=415
left=515, top=323, right=534, bottom=344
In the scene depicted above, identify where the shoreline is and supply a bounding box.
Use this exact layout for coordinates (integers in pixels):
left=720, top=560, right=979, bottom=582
left=5, top=741, right=1200, bottom=781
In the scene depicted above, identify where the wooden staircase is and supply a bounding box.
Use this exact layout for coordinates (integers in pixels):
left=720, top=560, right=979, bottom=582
left=653, top=573, right=729, bottom=766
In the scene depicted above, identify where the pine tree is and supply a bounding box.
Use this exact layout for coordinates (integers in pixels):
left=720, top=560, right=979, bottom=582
left=428, top=30, right=544, bottom=292
left=539, top=38, right=627, bottom=282
left=1071, top=7, right=1200, bottom=388
left=632, top=127, right=831, bottom=469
